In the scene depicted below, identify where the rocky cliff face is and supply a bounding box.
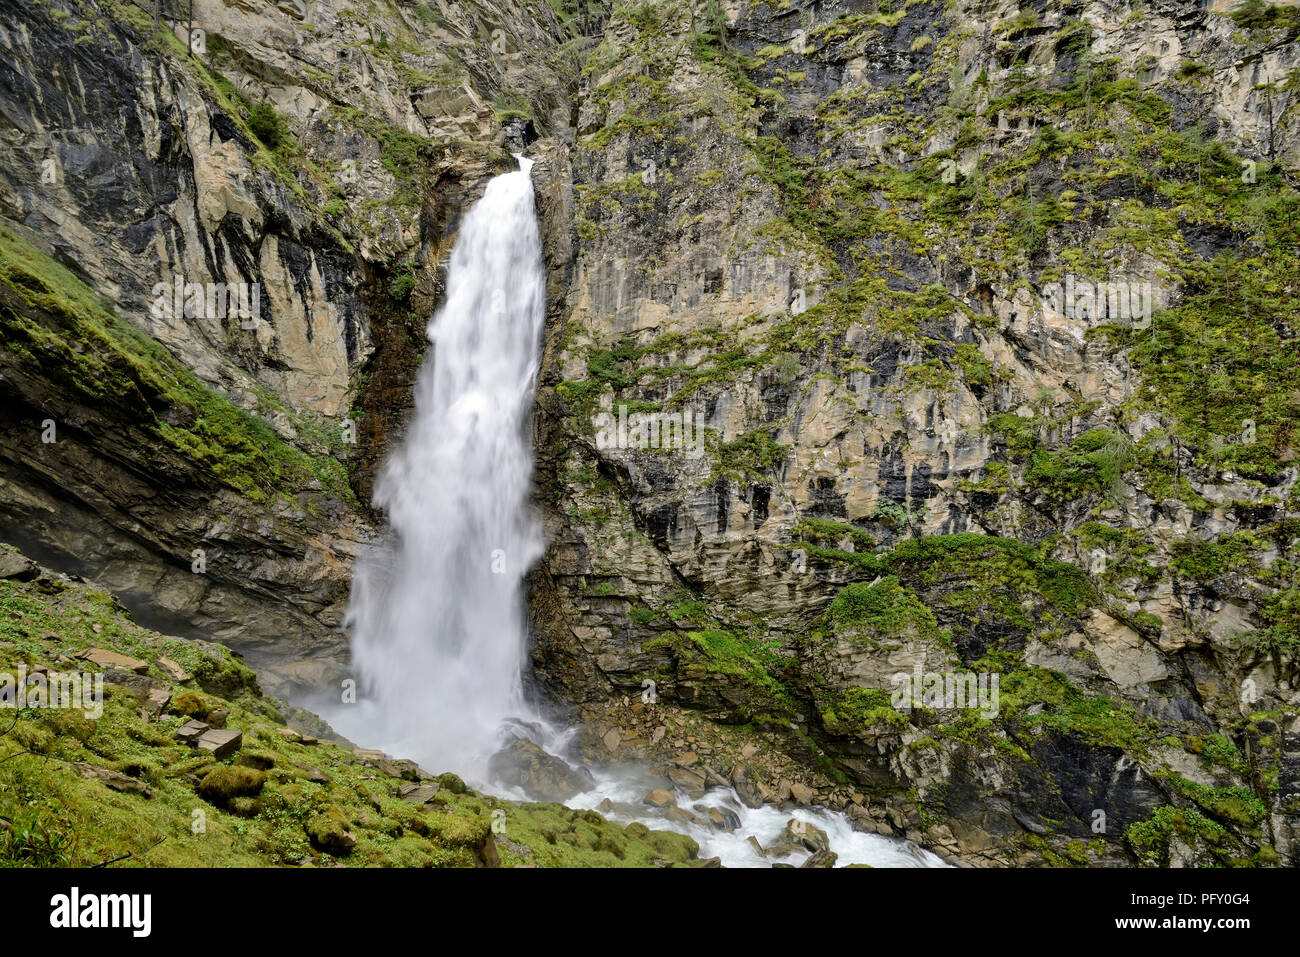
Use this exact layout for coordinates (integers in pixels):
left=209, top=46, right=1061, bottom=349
left=0, top=0, right=572, bottom=693
left=1, top=0, right=1298, bottom=867
left=525, top=0, right=1300, bottom=865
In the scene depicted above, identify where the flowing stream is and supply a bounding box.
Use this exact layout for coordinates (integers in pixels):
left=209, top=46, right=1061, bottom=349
left=329, top=157, right=946, bottom=869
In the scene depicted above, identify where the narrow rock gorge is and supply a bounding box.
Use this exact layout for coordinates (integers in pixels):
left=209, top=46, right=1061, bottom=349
left=0, top=0, right=1297, bottom=869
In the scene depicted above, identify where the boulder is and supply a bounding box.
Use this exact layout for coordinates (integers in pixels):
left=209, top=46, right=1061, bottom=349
left=437, top=772, right=470, bottom=794
left=306, top=808, right=356, bottom=856
left=73, top=762, right=151, bottom=797
left=76, top=648, right=148, bottom=674
left=196, top=728, right=242, bottom=759
left=378, top=759, right=421, bottom=781
left=697, top=805, right=741, bottom=831
left=478, top=834, right=501, bottom=868
left=790, top=782, right=815, bottom=806
left=168, top=692, right=208, bottom=719
left=487, top=738, right=594, bottom=802
left=156, top=656, right=192, bottom=682
left=236, top=752, right=275, bottom=771
left=143, top=688, right=171, bottom=716
left=664, top=806, right=704, bottom=826
left=174, top=719, right=209, bottom=745
left=666, top=766, right=707, bottom=796
left=293, top=762, right=332, bottom=784
left=763, top=841, right=804, bottom=859
left=643, top=788, right=676, bottom=808
left=198, top=765, right=266, bottom=803
left=800, top=849, right=838, bottom=868
left=0, top=550, right=38, bottom=580
left=398, top=782, right=442, bottom=804
left=846, top=803, right=874, bottom=832
left=782, top=818, right=830, bottom=853
left=700, top=764, right=730, bottom=788
left=102, top=668, right=168, bottom=698
left=731, top=763, right=764, bottom=809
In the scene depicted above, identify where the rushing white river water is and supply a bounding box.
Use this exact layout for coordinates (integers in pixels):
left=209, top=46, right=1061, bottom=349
left=565, top=769, right=946, bottom=868
left=330, top=157, right=947, bottom=868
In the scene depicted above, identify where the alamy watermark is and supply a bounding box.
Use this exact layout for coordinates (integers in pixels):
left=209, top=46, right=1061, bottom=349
left=890, top=663, right=999, bottom=719
left=1039, top=273, right=1167, bottom=330
left=1, top=666, right=103, bottom=719
left=151, top=276, right=262, bottom=328
left=49, top=887, right=150, bottom=937
left=593, top=404, right=705, bottom=457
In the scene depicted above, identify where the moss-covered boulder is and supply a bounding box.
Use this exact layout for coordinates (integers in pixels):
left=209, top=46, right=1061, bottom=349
left=198, top=766, right=267, bottom=806
left=305, top=807, right=357, bottom=856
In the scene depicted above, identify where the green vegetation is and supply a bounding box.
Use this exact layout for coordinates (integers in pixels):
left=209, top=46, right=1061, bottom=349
left=1189, top=733, right=1252, bottom=777
left=792, top=533, right=1096, bottom=636
left=988, top=418, right=1136, bottom=505
left=1126, top=805, right=1225, bottom=865
left=1165, top=775, right=1268, bottom=827
left=245, top=101, right=293, bottom=156
left=1230, top=0, right=1300, bottom=30
left=714, top=429, right=788, bottom=480
left=1245, top=585, right=1300, bottom=658
left=0, top=551, right=702, bottom=868
left=793, top=517, right=875, bottom=552
left=997, top=667, right=1159, bottom=754
left=1122, top=254, right=1300, bottom=481
left=819, top=687, right=909, bottom=735
left=327, top=106, right=434, bottom=208
left=827, top=577, right=940, bottom=641
left=647, top=626, right=796, bottom=721
left=1071, top=522, right=1162, bottom=597
left=1176, top=59, right=1213, bottom=81
left=672, top=0, right=1299, bottom=514
left=198, top=765, right=268, bottom=806
left=901, top=534, right=1096, bottom=623
left=1170, top=530, right=1264, bottom=581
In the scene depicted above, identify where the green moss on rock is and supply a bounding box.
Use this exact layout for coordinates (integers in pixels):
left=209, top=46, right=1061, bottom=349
left=198, top=765, right=267, bottom=804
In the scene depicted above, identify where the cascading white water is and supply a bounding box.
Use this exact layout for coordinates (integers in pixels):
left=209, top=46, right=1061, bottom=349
left=332, top=157, right=546, bottom=780
left=329, top=156, right=948, bottom=868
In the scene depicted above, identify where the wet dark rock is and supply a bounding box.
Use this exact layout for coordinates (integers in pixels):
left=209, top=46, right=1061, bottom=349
left=487, top=737, right=595, bottom=803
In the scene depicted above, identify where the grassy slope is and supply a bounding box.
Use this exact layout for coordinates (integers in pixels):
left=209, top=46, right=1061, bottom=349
left=0, top=546, right=700, bottom=867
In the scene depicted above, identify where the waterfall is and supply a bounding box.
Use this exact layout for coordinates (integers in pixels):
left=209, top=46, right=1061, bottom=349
left=334, top=157, right=546, bottom=780
left=328, top=156, right=947, bottom=868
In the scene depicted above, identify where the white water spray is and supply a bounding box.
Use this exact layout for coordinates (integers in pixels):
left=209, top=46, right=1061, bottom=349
left=334, top=157, right=546, bottom=779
